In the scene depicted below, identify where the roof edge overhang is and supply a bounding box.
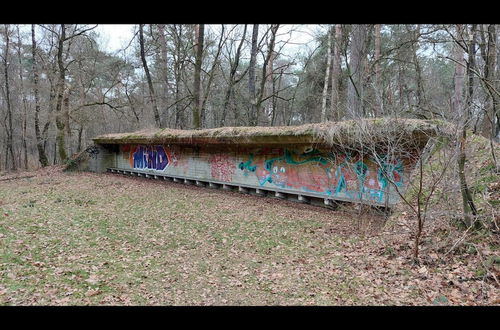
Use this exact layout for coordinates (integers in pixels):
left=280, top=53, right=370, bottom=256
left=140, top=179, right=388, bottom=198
left=92, top=119, right=455, bottom=149
left=93, top=134, right=318, bottom=146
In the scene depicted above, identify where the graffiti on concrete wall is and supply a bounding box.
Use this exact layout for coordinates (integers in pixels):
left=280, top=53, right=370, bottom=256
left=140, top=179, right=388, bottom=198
left=239, top=148, right=335, bottom=192
left=210, top=153, right=236, bottom=182
left=238, top=148, right=406, bottom=203
left=117, top=144, right=407, bottom=204
left=247, top=149, right=333, bottom=190
left=376, top=155, right=404, bottom=198
left=121, top=145, right=170, bottom=171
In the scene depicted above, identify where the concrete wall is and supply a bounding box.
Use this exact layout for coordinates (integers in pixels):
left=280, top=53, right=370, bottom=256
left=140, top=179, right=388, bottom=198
left=87, top=144, right=118, bottom=173
left=108, top=143, right=413, bottom=206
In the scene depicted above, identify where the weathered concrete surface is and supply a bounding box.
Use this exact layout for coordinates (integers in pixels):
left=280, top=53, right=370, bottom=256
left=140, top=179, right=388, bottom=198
left=85, top=119, right=454, bottom=207
left=65, top=144, right=117, bottom=173
left=96, top=143, right=411, bottom=206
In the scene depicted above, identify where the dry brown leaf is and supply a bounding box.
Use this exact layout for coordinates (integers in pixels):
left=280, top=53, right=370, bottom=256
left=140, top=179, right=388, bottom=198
left=85, top=289, right=102, bottom=297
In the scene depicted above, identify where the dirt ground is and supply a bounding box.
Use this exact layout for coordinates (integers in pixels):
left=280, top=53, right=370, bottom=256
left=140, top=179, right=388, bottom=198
left=0, top=166, right=498, bottom=305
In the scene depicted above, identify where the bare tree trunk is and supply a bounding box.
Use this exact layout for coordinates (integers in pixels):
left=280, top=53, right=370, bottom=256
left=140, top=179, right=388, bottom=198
left=484, top=25, right=499, bottom=164
left=413, top=155, right=424, bottom=261
left=55, top=24, right=68, bottom=163
left=477, top=24, right=499, bottom=168
left=42, top=87, right=54, bottom=155
left=263, top=49, right=276, bottom=125
left=398, top=64, right=405, bottom=114
left=192, top=24, right=204, bottom=129
left=3, top=24, right=16, bottom=171
left=63, top=87, right=71, bottom=156
left=497, top=28, right=500, bottom=141
left=409, top=25, right=425, bottom=118
left=200, top=25, right=225, bottom=128
left=321, top=25, right=333, bottom=122
left=76, top=124, right=83, bottom=152
left=53, top=140, right=57, bottom=165
left=16, top=26, right=28, bottom=169
left=478, top=26, right=495, bottom=134
left=157, top=24, right=171, bottom=128
left=373, top=24, right=382, bottom=117
left=453, top=24, right=478, bottom=227
left=467, top=24, right=477, bottom=125
left=256, top=24, right=279, bottom=126
left=174, top=68, right=183, bottom=128
left=271, top=68, right=284, bottom=126
left=347, top=24, right=367, bottom=118
left=139, top=24, right=161, bottom=128
left=248, top=24, right=259, bottom=126
left=172, top=25, right=185, bottom=129
left=330, top=24, right=342, bottom=121
left=221, top=25, right=248, bottom=127
left=22, top=105, right=28, bottom=169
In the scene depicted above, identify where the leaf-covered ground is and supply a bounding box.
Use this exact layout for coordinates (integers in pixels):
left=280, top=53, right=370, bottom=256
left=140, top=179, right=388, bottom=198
left=0, top=166, right=498, bottom=305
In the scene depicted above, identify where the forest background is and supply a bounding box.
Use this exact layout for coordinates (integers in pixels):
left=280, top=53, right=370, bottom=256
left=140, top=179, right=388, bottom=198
left=0, top=24, right=498, bottom=171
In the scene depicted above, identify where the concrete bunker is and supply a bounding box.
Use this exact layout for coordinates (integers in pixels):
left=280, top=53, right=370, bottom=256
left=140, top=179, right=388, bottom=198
left=82, top=119, right=452, bottom=209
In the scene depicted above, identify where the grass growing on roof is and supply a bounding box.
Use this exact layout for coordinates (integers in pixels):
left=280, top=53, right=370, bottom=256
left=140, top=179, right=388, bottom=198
left=92, top=118, right=455, bottom=147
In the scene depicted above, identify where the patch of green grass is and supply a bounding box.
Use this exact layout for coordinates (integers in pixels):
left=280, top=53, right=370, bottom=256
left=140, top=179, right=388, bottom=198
left=470, top=173, right=498, bottom=195
left=4, top=169, right=493, bottom=306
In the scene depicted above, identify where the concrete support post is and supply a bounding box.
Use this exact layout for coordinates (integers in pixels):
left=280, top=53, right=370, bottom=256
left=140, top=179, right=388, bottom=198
left=275, top=192, right=286, bottom=199
left=298, top=195, right=309, bottom=203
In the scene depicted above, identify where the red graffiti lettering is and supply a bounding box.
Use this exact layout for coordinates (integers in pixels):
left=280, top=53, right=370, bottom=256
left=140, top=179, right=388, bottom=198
left=210, top=154, right=235, bottom=182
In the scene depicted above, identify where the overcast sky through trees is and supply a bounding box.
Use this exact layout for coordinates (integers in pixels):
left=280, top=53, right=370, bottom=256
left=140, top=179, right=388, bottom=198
left=1, top=23, right=498, bottom=174
left=95, top=24, right=320, bottom=57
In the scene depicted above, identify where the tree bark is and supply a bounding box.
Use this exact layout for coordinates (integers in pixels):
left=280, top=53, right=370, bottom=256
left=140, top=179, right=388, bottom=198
left=248, top=24, right=259, bottom=126
left=157, top=24, right=171, bottom=127
left=330, top=24, right=342, bottom=121
left=409, top=25, right=426, bottom=118
left=373, top=24, right=382, bottom=117
left=172, top=25, right=185, bottom=129
left=192, top=24, right=204, bottom=129
left=467, top=24, right=477, bottom=126
left=477, top=24, right=499, bottom=167
left=321, top=25, right=333, bottom=122
left=3, top=24, right=16, bottom=170
left=63, top=86, right=72, bottom=155
left=55, top=24, right=68, bottom=163
left=347, top=24, right=367, bottom=119
left=257, top=24, right=279, bottom=126
left=453, top=24, right=478, bottom=227
left=263, top=48, right=276, bottom=125
left=76, top=124, right=83, bottom=153
left=139, top=24, right=162, bottom=128
left=201, top=25, right=225, bottom=128
left=483, top=25, right=499, bottom=140
left=16, top=26, right=28, bottom=169
left=221, top=25, right=248, bottom=127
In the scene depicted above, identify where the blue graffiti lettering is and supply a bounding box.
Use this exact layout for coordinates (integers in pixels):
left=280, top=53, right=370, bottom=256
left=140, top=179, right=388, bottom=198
left=133, top=145, right=169, bottom=171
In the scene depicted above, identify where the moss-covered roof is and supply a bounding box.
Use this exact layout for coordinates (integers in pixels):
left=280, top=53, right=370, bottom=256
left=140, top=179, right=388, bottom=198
left=93, top=118, right=456, bottom=148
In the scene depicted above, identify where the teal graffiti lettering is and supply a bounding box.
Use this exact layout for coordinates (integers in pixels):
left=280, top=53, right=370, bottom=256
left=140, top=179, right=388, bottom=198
left=239, top=154, right=257, bottom=173
left=376, top=155, right=404, bottom=202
